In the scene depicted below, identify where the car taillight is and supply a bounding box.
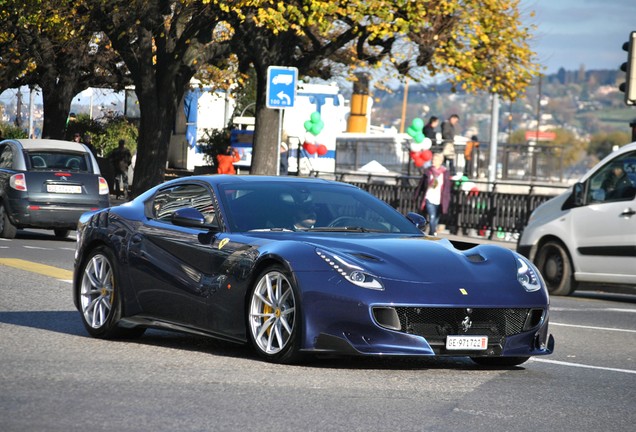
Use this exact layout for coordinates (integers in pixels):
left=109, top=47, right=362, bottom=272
left=10, top=173, right=27, bottom=191
left=98, top=177, right=109, bottom=195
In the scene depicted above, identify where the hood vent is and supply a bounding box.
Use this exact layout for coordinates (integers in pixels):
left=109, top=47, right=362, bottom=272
left=349, top=252, right=382, bottom=262
left=465, top=253, right=486, bottom=263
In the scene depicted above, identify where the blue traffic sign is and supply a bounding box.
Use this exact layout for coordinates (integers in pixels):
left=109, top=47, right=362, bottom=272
left=266, top=66, right=298, bottom=109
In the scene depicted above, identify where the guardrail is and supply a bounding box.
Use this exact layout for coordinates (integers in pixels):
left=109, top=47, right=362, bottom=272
left=311, top=171, right=570, bottom=238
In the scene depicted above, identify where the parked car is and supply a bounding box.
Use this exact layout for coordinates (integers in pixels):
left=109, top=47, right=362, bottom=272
left=0, top=139, right=110, bottom=239
left=74, top=175, right=553, bottom=366
left=518, top=142, right=636, bottom=295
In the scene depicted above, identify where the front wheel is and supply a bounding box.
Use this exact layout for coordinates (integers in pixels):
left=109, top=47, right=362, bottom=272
left=78, top=246, right=144, bottom=339
left=534, top=240, right=577, bottom=296
left=247, top=265, right=302, bottom=363
left=470, top=356, right=530, bottom=367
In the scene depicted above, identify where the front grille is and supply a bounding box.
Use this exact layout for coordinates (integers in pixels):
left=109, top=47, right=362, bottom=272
left=393, top=307, right=540, bottom=346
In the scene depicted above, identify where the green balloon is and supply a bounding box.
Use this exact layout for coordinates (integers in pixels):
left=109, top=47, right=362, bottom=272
left=304, top=120, right=313, bottom=132
left=412, top=118, right=424, bottom=130
left=310, top=112, right=321, bottom=123
left=310, top=124, right=321, bottom=135
left=414, top=133, right=424, bottom=143
left=406, top=126, right=417, bottom=137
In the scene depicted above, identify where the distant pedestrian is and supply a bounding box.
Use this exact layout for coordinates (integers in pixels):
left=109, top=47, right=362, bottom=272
left=109, top=139, right=132, bottom=199
left=72, top=132, right=81, bottom=143
left=423, top=116, right=440, bottom=151
left=413, top=153, right=451, bottom=236
left=441, top=114, right=459, bottom=174
left=82, top=133, right=98, bottom=158
left=464, top=135, right=479, bottom=177
left=279, top=141, right=289, bottom=176
left=216, top=145, right=240, bottom=175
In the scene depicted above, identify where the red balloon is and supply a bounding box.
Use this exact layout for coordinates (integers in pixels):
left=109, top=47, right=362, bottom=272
left=421, top=150, right=433, bottom=161
left=303, top=142, right=317, bottom=155
left=316, top=144, right=328, bottom=156
left=414, top=156, right=424, bottom=167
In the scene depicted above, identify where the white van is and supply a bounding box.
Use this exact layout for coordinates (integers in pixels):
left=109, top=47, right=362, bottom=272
left=517, top=142, right=636, bottom=295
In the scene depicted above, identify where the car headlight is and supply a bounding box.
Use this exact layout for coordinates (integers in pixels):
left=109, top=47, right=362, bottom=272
left=315, top=248, right=384, bottom=290
left=516, top=256, right=542, bottom=292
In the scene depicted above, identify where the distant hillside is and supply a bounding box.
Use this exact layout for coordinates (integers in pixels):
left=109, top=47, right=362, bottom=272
left=369, top=68, right=635, bottom=142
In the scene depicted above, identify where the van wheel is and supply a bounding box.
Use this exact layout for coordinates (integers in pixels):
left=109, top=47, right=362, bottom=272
left=535, top=240, right=576, bottom=296
left=0, top=205, right=17, bottom=239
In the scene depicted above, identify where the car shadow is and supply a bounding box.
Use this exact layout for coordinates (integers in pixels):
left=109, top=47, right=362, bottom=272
left=0, top=310, right=529, bottom=371
left=14, top=229, right=75, bottom=242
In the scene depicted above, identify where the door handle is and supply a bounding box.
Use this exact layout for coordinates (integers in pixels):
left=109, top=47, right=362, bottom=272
left=619, top=208, right=636, bottom=217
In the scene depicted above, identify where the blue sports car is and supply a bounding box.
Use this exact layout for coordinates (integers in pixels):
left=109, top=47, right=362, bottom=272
left=73, top=175, right=554, bottom=366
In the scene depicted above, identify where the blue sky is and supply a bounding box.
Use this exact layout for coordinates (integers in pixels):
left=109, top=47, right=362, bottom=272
left=522, top=0, right=636, bottom=73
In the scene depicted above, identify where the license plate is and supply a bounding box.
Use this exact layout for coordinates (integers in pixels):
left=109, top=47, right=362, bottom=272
left=47, top=184, right=82, bottom=194
left=446, top=335, right=488, bottom=350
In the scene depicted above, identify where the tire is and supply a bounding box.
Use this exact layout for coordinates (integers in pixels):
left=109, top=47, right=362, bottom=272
left=247, top=265, right=303, bottom=363
left=470, top=356, right=530, bottom=367
left=53, top=229, right=70, bottom=239
left=0, top=205, right=17, bottom=239
left=77, top=246, right=145, bottom=339
left=534, top=240, right=577, bottom=296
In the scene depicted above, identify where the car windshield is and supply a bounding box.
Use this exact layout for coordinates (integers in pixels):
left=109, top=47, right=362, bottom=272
left=27, top=151, right=89, bottom=172
left=218, top=181, right=422, bottom=234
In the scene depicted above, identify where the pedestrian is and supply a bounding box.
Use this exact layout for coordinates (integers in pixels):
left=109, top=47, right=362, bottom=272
left=423, top=116, right=439, bottom=151
left=279, top=141, right=289, bottom=176
left=464, top=135, right=479, bottom=178
left=109, top=139, right=132, bottom=199
left=216, top=145, right=240, bottom=175
left=82, top=133, right=98, bottom=158
left=72, top=132, right=81, bottom=143
left=413, top=152, right=451, bottom=236
left=441, top=114, right=459, bottom=174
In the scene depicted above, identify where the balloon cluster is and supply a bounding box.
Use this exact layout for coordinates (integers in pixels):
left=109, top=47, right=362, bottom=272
left=406, top=118, right=433, bottom=167
left=406, top=118, right=425, bottom=143
left=303, top=111, right=328, bottom=156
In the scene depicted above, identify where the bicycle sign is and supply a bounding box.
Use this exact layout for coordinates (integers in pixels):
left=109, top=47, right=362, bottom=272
left=266, top=66, right=298, bottom=109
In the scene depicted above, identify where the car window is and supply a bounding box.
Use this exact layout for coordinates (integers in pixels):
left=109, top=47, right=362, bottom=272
left=0, top=145, right=13, bottom=169
left=587, top=151, right=636, bottom=204
left=26, top=151, right=89, bottom=172
left=151, top=183, right=217, bottom=227
left=218, top=181, right=421, bottom=234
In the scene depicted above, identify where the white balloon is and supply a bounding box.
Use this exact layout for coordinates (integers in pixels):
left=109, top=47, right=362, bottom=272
left=421, top=137, right=432, bottom=150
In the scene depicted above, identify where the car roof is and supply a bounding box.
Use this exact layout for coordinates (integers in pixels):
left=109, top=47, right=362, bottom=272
left=7, top=139, right=89, bottom=153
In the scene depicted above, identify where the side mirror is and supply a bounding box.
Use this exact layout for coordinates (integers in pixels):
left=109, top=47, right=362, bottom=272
left=406, top=212, right=428, bottom=231
left=573, top=182, right=585, bottom=207
left=171, top=207, right=206, bottom=228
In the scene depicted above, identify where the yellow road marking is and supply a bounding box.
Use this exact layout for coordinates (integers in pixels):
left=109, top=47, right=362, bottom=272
left=0, top=258, right=73, bottom=281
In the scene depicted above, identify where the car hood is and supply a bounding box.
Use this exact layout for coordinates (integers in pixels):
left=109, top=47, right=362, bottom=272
left=254, top=233, right=519, bottom=285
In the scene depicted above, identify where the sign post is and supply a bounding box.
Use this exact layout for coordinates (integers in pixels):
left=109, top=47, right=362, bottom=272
left=266, top=66, right=298, bottom=175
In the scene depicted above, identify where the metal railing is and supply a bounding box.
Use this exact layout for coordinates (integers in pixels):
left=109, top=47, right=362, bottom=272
left=311, top=171, right=570, bottom=238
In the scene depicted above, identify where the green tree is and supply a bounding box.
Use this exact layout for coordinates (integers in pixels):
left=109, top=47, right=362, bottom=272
left=588, top=131, right=632, bottom=160
left=0, top=0, right=127, bottom=139
left=223, top=0, right=538, bottom=174
left=83, top=0, right=232, bottom=195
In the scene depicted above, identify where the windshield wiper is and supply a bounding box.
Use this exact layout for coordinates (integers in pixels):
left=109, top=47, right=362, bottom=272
left=302, top=226, right=384, bottom=233
left=248, top=228, right=294, bottom=232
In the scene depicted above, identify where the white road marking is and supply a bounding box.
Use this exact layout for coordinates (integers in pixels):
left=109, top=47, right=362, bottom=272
left=0, top=246, right=9, bottom=249
left=23, top=245, right=53, bottom=250
left=530, top=358, right=636, bottom=375
left=552, top=307, right=636, bottom=313
left=58, top=247, right=76, bottom=251
left=0, top=238, right=11, bottom=242
left=551, top=322, right=636, bottom=333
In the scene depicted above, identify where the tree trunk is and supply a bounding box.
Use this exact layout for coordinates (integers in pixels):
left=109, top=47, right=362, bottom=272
left=41, top=79, right=75, bottom=139
left=250, top=68, right=279, bottom=175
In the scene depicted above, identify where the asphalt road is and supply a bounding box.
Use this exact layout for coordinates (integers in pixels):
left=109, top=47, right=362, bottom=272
left=1, top=230, right=635, bottom=431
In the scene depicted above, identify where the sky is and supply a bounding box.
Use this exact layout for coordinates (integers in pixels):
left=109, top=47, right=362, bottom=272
left=521, top=0, right=636, bottom=74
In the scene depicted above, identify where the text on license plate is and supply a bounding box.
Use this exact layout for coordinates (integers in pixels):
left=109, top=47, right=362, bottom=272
left=47, top=184, right=82, bottom=194
left=446, top=336, right=488, bottom=350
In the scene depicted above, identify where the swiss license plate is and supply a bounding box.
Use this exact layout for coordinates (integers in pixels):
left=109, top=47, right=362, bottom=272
left=47, top=184, right=82, bottom=194
left=446, top=335, right=488, bottom=351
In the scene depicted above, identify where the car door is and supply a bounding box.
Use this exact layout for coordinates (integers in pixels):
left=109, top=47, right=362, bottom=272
left=569, top=150, right=636, bottom=284
left=127, top=182, right=226, bottom=329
